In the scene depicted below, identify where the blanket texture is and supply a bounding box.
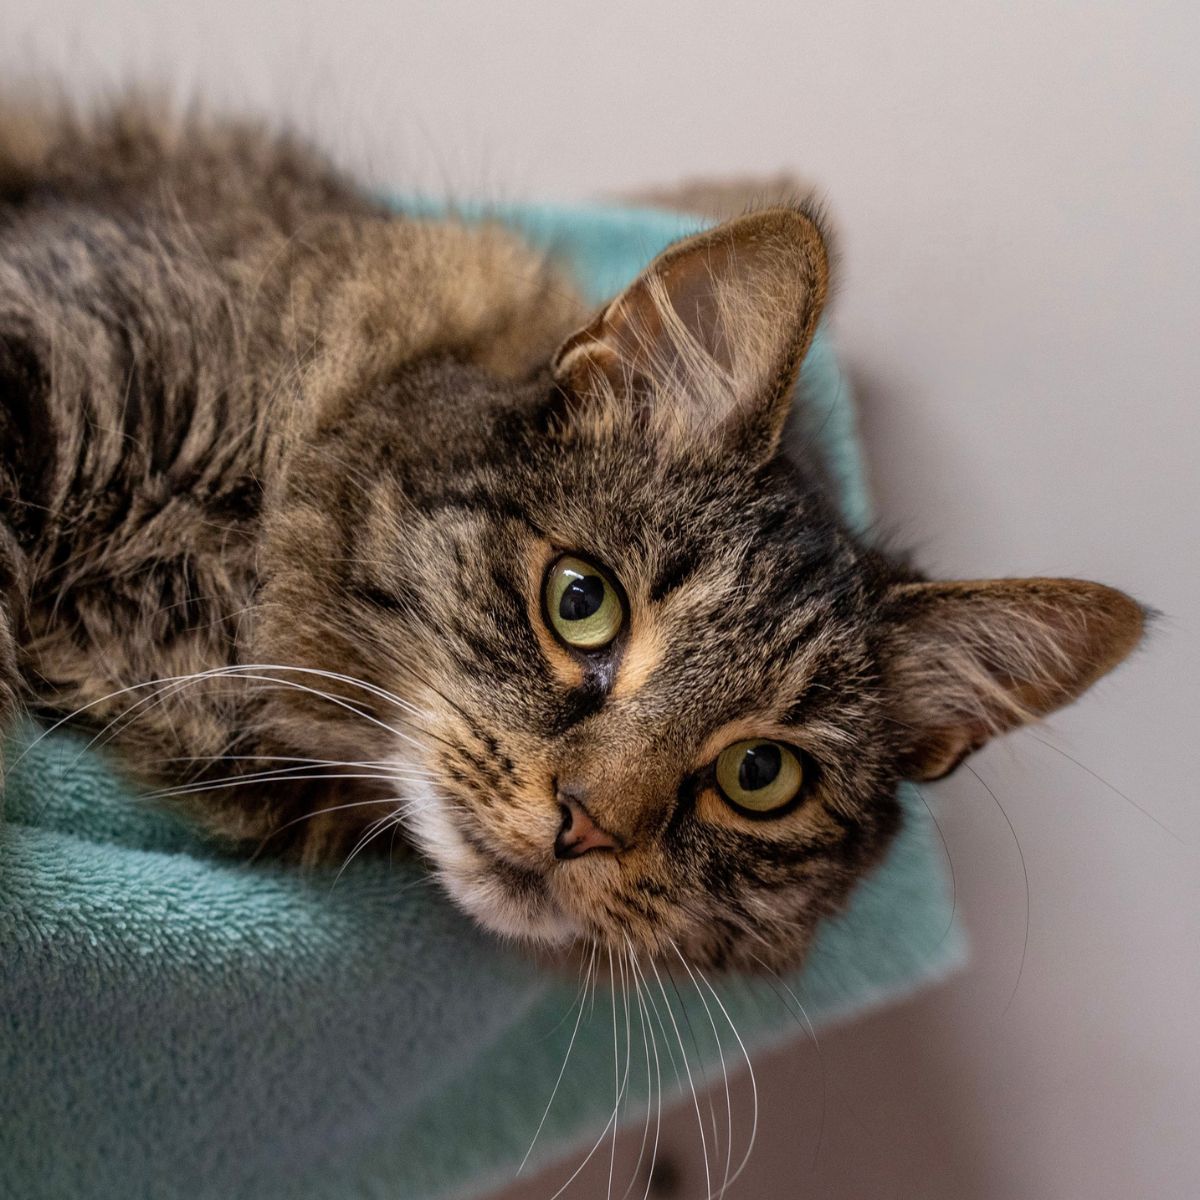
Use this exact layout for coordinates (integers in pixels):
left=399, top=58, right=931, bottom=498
left=0, top=201, right=964, bottom=1200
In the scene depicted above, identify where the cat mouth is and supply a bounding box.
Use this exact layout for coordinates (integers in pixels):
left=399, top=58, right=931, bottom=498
left=454, top=820, right=587, bottom=946
left=401, top=775, right=581, bottom=946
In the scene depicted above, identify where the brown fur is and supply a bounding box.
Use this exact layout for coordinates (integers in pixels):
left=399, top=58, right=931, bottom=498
left=0, top=98, right=1145, bottom=973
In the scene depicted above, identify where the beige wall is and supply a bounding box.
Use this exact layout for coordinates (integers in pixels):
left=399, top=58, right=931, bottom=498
left=6, top=2, right=1197, bottom=1196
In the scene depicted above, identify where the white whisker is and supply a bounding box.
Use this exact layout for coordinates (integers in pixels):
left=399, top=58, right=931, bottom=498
left=544, top=952, right=635, bottom=1200
left=607, top=946, right=621, bottom=1200
left=332, top=803, right=414, bottom=887
left=15, top=660, right=431, bottom=776
left=267, top=794, right=427, bottom=841
left=620, top=939, right=661, bottom=1200
left=516, top=941, right=597, bottom=1177
left=671, top=945, right=734, bottom=1200
left=647, top=956, right=712, bottom=1200
left=663, top=961, right=721, bottom=1186
left=683, top=950, right=759, bottom=1196
left=143, top=770, right=421, bottom=802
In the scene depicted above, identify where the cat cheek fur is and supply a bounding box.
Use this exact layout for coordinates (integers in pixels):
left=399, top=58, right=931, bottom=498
left=400, top=774, right=583, bottom=947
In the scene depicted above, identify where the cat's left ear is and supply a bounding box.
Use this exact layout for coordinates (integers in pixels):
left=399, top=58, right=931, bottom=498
left=880, top=578, right=1147, bottom=781
left=550, top=207, right=829, bottom=460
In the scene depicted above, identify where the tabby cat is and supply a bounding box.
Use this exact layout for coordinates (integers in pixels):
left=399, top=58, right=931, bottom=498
left=0, top=101, right=1144, bottom=972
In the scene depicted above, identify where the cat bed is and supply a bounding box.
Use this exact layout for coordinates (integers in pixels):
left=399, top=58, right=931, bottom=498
left=0, top=201, right=964, bottom=1200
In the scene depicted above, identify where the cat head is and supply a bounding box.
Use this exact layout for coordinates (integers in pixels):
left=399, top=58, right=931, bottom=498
left=262, top=207, right=1145, bottom=973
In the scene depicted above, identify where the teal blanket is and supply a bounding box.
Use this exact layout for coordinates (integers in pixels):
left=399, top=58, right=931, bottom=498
left=0, top=202, right=964, bottom=1200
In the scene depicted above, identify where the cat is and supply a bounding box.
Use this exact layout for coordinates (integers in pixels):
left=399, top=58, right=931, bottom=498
left=0, top=98, right=1145, bottom=973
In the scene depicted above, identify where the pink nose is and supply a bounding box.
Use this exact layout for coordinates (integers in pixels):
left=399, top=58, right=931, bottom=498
left=554, top=793, right=621, bottom=860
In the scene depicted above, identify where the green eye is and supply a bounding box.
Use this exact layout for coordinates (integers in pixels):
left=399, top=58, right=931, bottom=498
left=544, top=555, right=624, bottom=650
left=715, top=739, right=806, bottom=815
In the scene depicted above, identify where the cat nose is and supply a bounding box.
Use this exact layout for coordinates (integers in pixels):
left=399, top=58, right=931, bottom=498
left=554, top=787, right=621, bottom=860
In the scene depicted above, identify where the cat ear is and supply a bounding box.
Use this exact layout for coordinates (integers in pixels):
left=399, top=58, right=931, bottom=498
left=550, top=207, right=829, bottom=459
left=880, top=578, right=1146, bottom=781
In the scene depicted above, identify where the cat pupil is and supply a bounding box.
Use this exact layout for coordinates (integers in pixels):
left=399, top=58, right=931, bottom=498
left=559, top=575, right=604, bottom=622
left=738, top=743, right=781, bottom=791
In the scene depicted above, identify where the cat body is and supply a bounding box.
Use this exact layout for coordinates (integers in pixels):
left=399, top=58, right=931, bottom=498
left=0, top=99, right=580, bottom=832
left=0, top=100, right=1143, bottom=972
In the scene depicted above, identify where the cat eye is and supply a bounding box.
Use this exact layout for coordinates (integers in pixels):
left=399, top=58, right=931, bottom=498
left=715, top=739, right=806, bottom=816
left=543, top=555, right=624, bottom=650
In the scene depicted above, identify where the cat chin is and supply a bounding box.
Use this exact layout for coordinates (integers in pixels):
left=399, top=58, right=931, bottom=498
left=399, top=774, right=581, bottom=949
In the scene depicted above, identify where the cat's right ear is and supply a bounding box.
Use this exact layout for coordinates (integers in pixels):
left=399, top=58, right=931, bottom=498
left=548, top=207, right=830, bottom=462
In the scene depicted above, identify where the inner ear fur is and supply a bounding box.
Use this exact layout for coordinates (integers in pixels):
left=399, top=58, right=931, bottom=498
left=550, top=206, right=829, bottom=458
left=881, top=577, right=1147, bottom=781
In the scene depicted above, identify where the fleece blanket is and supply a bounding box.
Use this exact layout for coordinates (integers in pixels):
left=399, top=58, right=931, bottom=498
left=0, top=201, right=964, bottom=1200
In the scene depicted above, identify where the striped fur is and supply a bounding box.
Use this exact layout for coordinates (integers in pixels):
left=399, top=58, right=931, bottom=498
left=0, top=99, right=1144, bottom=972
